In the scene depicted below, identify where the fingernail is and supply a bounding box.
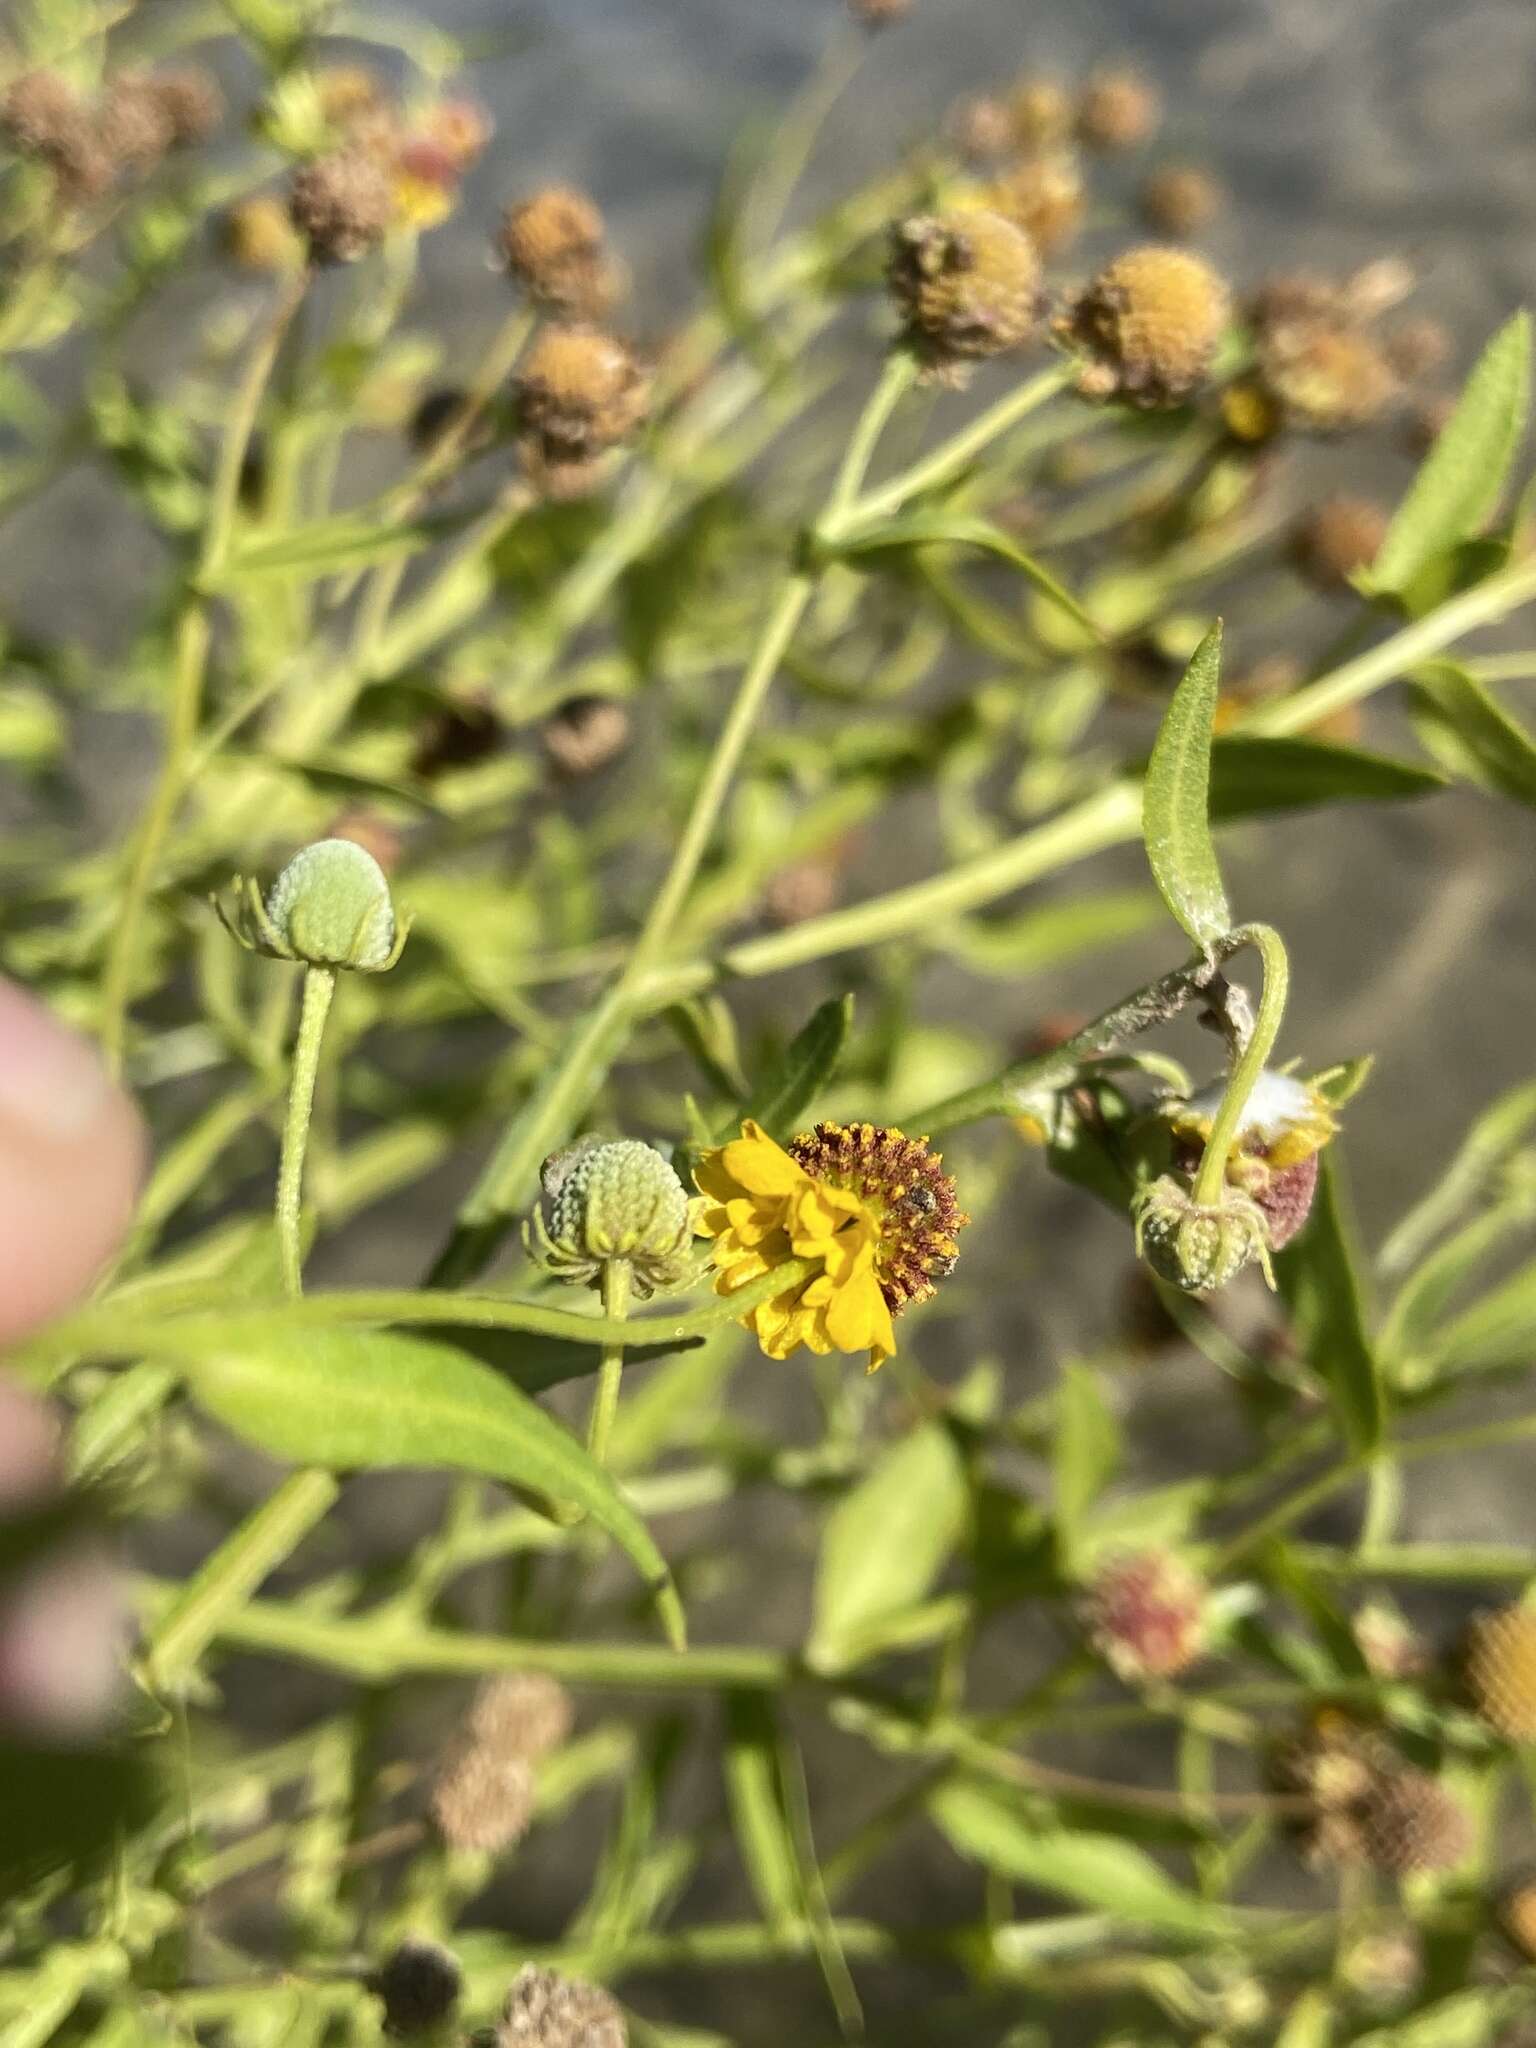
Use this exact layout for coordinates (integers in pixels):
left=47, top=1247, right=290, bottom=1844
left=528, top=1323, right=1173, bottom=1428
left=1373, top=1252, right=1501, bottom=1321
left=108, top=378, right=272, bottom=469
left=0, top=979, right=115, bottom=1142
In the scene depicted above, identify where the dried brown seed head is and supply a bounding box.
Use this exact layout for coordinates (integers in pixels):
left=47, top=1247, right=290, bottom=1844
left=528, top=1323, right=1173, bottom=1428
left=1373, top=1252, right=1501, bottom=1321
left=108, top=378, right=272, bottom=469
left=1258, top=320, right=1398, bottom=435
left=289, top=150, right=395, bottom=265
left=950, top=95, right=1015, bottom=163
left=100, top=73, right=175, bottom=176
left=1009, top=76, right=1073, bottom=151
left=1466, top=1602, right=1536, bottom=1740
left=1386, top=315, right=1453, bottom=383
left=1081, top=1549, right=1207, bottom=1682
left=516, top=325, right=649, bottom=461
left=372, top=1938, right=462, bottom=2037
left=1077, top=66, right=1161, bottom=152
left=430, top=1743, right=535, bottom=1853
left=888, top=207, right=1044, bottom=379
left=1138, top=162, right=1222, bottom=239
left=764, top=854, right=841, bottom=929
left=543, top=696, right=632, bottom=778
left=150, top=67, right=223, bottom=148
left=1061, top=246, right=1229, bottom=408
left=986, top=152, right=1085, bottom=257
left=497, top=1964, right=626, bottom=2048
left=411, top=693, right=502, bottom=780
left=499, top=185, right=621, bottom=316
left=848, top=0, right=912, bottom=25
left=316, top=65, right=388, bottom=130
left=1357, top=1769, right=1471, bottom=1877
left=1290, top=494, right=1389, bottom=593
left=468, top=1672, right=573, bottom=1762
left=2, top=70, right=86, bottom=161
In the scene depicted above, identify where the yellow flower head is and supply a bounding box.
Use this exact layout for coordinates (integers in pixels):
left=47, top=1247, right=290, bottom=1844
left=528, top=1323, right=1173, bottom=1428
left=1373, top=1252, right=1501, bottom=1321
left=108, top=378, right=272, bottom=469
left=695, top=1119, right=967, bottom=1371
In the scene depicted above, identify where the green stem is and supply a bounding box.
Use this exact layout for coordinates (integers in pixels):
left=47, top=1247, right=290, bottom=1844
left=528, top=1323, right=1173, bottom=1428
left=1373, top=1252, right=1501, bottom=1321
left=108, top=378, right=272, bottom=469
left=98, top=272, right=307, bottom=1074
left=1191, top=923, right=1290, bottom=1208
left=277, top=967, right=337, bottom=1299
left=825, top=360, right=1075, bottom=540
left=142, top=1466, right=340, bottom=1694
left=587, top=1259, right=631, bottom=1466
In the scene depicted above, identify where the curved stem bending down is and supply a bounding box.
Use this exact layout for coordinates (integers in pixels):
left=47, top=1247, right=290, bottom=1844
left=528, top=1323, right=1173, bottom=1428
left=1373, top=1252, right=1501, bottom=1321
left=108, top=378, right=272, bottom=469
left=1191, top=922, right=1291, bottom=1209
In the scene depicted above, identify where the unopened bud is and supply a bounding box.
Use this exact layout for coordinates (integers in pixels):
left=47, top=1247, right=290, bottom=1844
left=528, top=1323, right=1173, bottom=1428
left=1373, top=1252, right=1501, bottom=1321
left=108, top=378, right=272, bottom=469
left=1134, top=1174, right=1273, bottom=1294
left=525, top=1138, right=701, bottom=1297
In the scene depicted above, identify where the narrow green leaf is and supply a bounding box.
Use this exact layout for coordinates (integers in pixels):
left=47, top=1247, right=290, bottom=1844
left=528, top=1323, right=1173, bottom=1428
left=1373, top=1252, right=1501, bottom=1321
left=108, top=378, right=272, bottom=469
left=209, top=507, right=468, bottom=585
left=723, top=1692, right=801, bottom=1933
left=930, top=1780, right=1230, bottom=1934
left=1371, top=312, right=1531, bottom=595
left=177, top=1320, right=684, bottom=1647
left=1380, top=1197, right=1536, bottom=1372
left=1275, top=1150, right=1384, bottom=1454
left=745, top=993, right=853, bottom=1138
left=1409, top=661, right=1536, bottom=808
left=931, top=891, right=1161, bottom=979
left=1053, top=1361, right=1120, bottom=1575
left=1208, top=735, right=1446, bottom=818
left=1142, top=621, right=1231, bottom=949
left=808, top=1421, right=967, bottom=1672
left=832, top=512, right=1103, bottom=643
left=1431, top=1257, right=1536, bottom=1378
left=1380, top=1077, right=1536, bottom=1274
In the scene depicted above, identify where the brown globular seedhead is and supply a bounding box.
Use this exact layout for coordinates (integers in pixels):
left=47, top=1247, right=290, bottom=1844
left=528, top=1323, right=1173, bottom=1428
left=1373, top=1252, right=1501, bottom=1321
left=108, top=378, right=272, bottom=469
left=1290, top=495, right=1389, bottom=594
left=499, top=184, right=622, bottom=316
left=2, top=70, right=94, bottom=171
left=848, top=0, right=913, bottom=25
left=1258, top=320, right=1399, bottom=435
left=1465, top=1602, right=1536, bottom=1740
left=1077, top=66, right=1161, bottom=153
left=887, top=208, right=1044, bottom=379
left=371, top=1938, right=462, bottom=2038
left=430, top=1743, right=536, bottom=1854
left=289, top=150, right=395, bottom=265
left=1138, top=162, right=1222, bottom=239
left=468, top=1672, right=574, bottom=1763
left=1357, top=1768, right=1472, bottom=1878
left=986, top=152, right=1086, bottom=257
left=515, top=325, right=650, bottom=464
left=1081, top=1549, right=1207, bottom=1682
left=100, top=73, right=177, bottom=177
left=1009, top=75, right=1074, bottom=150
left=497, top=1963, right=627, bottom=2048
left=543, top=695, right=633, bottom=778
left=1061, top=246, right=1230, bottom=409
left=147, top=67, right=224, bottom=149
left=951, top=94, right=1015, bottom=163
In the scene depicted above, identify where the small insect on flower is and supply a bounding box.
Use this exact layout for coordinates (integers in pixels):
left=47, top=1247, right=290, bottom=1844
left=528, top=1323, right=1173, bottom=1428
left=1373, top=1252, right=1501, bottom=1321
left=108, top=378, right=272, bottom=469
left=695, top=1120, right=967, bottom=1370
left=214, top=838, right=410, bottom=973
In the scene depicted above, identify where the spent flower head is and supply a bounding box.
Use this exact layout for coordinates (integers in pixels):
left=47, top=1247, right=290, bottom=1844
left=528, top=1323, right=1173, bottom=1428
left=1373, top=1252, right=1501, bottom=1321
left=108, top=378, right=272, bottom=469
left=887, top=207, right=1044, bottom=380
left=1081, top=1548, right=1208, bottom=1682
left=1060, top=246, right=1230, bottom=408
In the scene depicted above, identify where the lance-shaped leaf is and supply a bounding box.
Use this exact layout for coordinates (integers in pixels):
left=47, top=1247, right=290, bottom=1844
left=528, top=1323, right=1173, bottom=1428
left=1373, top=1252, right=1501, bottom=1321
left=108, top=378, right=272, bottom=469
left=1143, top=621, right=1231, bottom=949
left=1275, top=1150, right=1384, bottom=1454
left=176, top=1319, right=684, bottom=1648
left=1409, top=662, right=1536, bottom=809
left=745, top=994, right=853, bottom=1138
left=1370, top=312, right=1531, bottom=597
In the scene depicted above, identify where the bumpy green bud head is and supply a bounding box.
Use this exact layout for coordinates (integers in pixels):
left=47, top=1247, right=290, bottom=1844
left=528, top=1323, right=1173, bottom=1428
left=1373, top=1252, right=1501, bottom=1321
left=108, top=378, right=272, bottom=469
left=525, top=1137, right=703, bottom=1298
left=215, top=837, right=409, bottom=973
left=1133, top=1173, right=1274, bottom=1294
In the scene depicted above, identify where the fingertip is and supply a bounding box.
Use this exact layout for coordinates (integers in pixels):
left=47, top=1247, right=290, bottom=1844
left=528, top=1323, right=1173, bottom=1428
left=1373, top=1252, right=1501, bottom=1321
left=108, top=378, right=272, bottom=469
left=0, top=979, right=145, bottom=1345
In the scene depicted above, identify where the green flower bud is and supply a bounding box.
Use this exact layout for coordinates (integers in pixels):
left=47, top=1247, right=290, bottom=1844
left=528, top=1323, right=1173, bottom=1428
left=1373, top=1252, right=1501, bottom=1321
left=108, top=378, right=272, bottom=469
left=1133, top=1173, right=1274, bottom=1294
left=215, top=837, right=409, bottom=973
left=525, top=1137, right=702, bottom=1297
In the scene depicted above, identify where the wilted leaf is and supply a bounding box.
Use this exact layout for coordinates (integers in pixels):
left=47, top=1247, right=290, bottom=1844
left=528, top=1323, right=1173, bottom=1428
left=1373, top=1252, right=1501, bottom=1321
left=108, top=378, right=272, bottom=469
left=808, top=1421, right=967, bottom=1671
left=930, top=1779, right=1230, bottom=1934
left=1143, top=621, right=1230, bottom=949
left=178, top=1320, right=684, bottom=1646
left=1371, top=312, right=1531, bottom=596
